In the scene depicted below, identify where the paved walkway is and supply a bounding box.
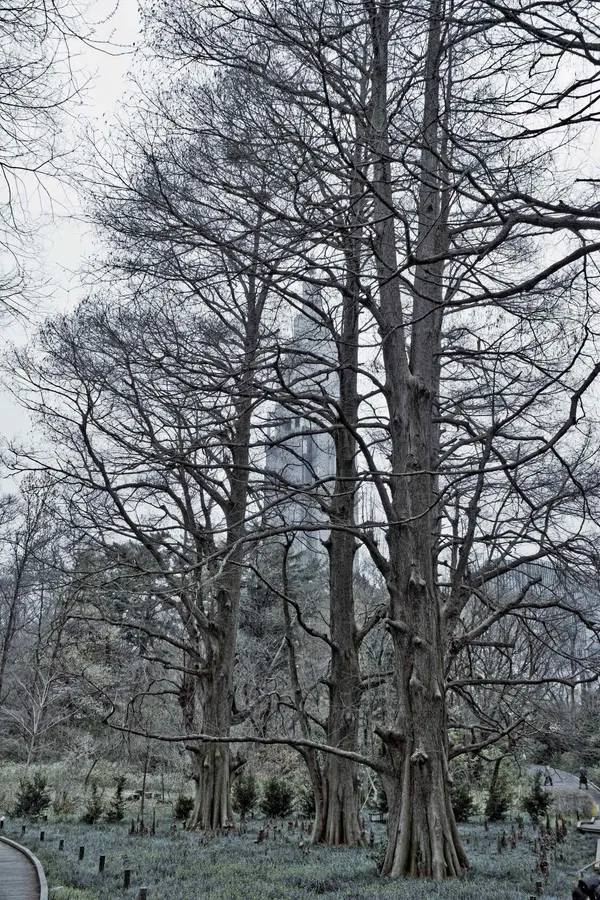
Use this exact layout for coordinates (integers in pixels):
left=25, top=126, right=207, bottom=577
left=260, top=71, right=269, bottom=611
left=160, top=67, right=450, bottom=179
left=0, top=838, right=45, bottom=900
left=529, top=765, right=600, bottom=804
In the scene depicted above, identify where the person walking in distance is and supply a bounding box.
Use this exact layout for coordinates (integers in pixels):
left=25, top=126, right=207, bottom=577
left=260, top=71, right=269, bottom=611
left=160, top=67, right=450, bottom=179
left=544, top=765, right=553, bottom=786
left=580, top=766, right=589, bottom=790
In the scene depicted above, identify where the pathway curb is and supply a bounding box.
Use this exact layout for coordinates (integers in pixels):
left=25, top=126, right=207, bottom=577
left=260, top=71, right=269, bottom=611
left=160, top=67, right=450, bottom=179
left=0, top=833, right=48, bottom=900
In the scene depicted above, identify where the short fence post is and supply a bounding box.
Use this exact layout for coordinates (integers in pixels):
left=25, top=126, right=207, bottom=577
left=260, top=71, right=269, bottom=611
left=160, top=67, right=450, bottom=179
left=39, top=830, right=45, bottom=841
left=99, top=855, right=105, bottom=873
left=21, top=825, right=26, bottom=836
left=79, top=845, right=85, bottom=861
left=139, top=889, right=148, bottom=900
left=59, top=839, right=64, bottom=851
left=124, top=869, right=131, bottom=888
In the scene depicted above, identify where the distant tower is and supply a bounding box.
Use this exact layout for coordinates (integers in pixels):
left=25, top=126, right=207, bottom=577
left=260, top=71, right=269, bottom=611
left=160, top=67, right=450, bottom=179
left=265, top=282, right=336, bottom=558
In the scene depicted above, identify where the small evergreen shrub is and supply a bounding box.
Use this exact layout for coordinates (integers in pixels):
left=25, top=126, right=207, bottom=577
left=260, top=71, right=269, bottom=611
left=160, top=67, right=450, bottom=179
left=232, top=772, right=258, bottom=820
left=451, top=781, right=475, bottom=822
left=81, top=781, right=104, bottom=824
left=522, top=771, right=552, bottom=825
left=174, top=794, right=194, bottom=820
left=105, top=775, right=126, bottom=823
left=260, top=775, right=293, bottom=818
left=13, top=773, right=51, bottom=819
left=485, top=771, right=512, bottom=822
left=52, top=790, right=76, bottom=816
left=295, top=779, right=316, bottom=818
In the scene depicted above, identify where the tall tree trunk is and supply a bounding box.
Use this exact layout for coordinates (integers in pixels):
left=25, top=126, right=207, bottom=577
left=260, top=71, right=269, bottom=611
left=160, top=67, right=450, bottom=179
left=315, top=264, right=364, bottom=846
left=140, top=746, right=149, bottom=825
left=367, top=0, right=468, bottom=876
left=280, top=544, right=326, bottom=839
left=377, top=368, right=468, bottom=877
left=188, top=275, right=263, bottom=829
left=314, top=115, right=367, bottom=847
left=188, top=567, right=243, bottom=829
left=318, top=517, right=363, bottom=844
left=180, top=647, right=232, bottom=829
left=189, top=706, right=234, bottom=828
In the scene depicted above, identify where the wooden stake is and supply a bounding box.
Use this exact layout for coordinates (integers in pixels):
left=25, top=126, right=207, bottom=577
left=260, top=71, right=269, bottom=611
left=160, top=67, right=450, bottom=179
left=140, top=744, right=149, bottom=824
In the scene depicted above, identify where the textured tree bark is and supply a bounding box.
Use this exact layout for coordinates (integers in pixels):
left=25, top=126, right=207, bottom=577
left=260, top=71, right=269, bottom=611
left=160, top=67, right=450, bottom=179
left=318, top=526, right=364, bottom=846
left=190, top=741, right=233, bottom=829
left=380, top=723, right=466, bottom=877
left=185, top=278, right=262, bottom=831
left=304, top=750, right=326, bottom=841
left=320, top=749, right=364, bottom=845
left=376, top=374, right=468, bottom=875
left=280, top=544, right=328, bottom=840
left=367, top=0, right=468, bottom=876
left=314, top=123, right=367, bottom=847
left=189, top=656, right=235, bottom=829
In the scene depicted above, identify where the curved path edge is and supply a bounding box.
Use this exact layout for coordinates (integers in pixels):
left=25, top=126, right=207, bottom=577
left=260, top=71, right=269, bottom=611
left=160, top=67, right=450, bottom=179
left=0, top=834, right=48, bottom=900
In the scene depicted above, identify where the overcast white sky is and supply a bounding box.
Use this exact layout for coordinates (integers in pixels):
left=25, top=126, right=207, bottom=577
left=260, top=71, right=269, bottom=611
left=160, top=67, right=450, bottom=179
left=0, top=0, right=140, bottom=442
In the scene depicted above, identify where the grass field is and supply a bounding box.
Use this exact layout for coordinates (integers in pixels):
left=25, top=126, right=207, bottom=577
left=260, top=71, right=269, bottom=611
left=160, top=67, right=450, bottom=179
left=2, top=808, right=595, bottom=899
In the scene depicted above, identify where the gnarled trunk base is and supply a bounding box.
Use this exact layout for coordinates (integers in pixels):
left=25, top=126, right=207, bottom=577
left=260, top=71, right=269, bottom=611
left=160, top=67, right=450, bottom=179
left=379, top=735, right=468, bottom=878
left=313, top=756, right=364, bottom=846
left=189, top=742, right=233, bottom=830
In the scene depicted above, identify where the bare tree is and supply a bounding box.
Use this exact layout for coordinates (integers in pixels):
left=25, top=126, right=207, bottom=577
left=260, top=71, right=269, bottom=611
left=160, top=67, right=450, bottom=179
left=11, top=244, right=274, bottom=827
left=0, top=477, right=88, bottom=763
left=0, top=0, right=87, bottom=318
left=0, top=477, right=57, bottom=704
left=7, top=0, right=600, bottom=880
left=138, top=0, right=600, bottom=876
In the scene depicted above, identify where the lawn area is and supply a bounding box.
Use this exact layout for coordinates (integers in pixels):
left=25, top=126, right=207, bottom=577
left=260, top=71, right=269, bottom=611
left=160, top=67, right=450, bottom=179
left=4, top=812, right=593, bottom=899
